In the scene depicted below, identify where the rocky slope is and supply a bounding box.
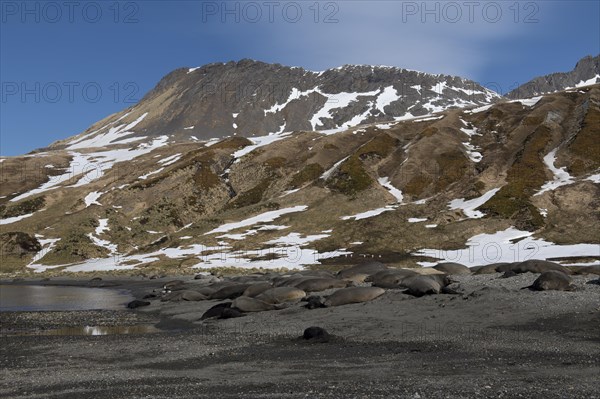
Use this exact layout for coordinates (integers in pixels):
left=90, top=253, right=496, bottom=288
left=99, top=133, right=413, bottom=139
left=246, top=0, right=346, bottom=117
left=48, top=59, right=499, bottom=149
left=1, top=61, right=599, bottom=275
left=507, top=55, right=600, bottom=99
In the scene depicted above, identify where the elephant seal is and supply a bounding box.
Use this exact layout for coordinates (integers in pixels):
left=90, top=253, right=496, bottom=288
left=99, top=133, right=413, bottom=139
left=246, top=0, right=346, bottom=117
left=495, top=263, right=518, bottom=273
left=433, top=262, right=471, bottom=275
left=256, top=287, right=306, bottom=304
left=295, top=278, right=349, bottom=292
left=194, top=286, right=218, bottom=297
left=323, top=287, right=385, bottom=307
left=219, top=307, right=244, bottom=319
left=161, top=290, right=207, bottom=302
left=163, top=280, right=186, bottom=291
left=526, top=271, right=574, bottom=291
left=209, top=283, right=253, bottom=300
left=242, top=282, right=273, bottom=298
left=302, top=295, right=326, bottom=309
left=401, top=275, right=442, bottom=297
left=341, top=273, right=370, bottom=284
left=298, top=270, right=335, bottom=278
left=512, top=259, right=571, bottom=275
left=200, top=302, right=231, bottom=320
left=336, top=261, right=387, bottom=279
left=473, top=263, right=512, bottom=275
left=273, top=276, right=313, bottom=287
left=127, top=300, right=150, bottom=309
left=368, top=269, right=418, bottom=288
left=302, top=327, right=330, bottom=343
left=231, top=296, right=281, bottom=312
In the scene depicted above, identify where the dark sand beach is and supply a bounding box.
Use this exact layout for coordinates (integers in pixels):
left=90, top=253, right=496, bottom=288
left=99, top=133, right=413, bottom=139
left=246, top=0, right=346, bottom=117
left=1, top=272, right=599, bottom=398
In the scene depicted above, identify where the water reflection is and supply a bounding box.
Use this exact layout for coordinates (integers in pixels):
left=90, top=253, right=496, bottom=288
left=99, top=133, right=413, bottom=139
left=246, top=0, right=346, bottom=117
left=20, top=324, right=162, bottom=336
left=0, top=285, right=133, bottom=311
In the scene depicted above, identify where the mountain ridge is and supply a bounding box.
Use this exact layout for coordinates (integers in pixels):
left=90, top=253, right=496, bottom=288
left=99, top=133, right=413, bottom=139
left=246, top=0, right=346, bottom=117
left=1, top=58, right=599, bottom=276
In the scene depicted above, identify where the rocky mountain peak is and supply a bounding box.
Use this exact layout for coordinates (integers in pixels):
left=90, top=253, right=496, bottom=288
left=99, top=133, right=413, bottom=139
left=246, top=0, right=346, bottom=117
left=53, top=60, right=500, bottom=151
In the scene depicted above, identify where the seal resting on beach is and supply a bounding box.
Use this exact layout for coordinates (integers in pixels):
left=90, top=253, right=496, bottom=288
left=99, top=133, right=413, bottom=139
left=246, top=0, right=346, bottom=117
left=473, top=263, right=512, bottom=275
left=302, top=327, right=330, bottom=342
left=336, top=261, right=387, bottom=279
left=231, top=296, right=281, bottom=312
left=512, top=259, right=571, bottom=275
left=526, top=271, right=574, bottom=291
left=209, top=283, right=253, bottom=300
left=302, top=295, right=326, bottom=309
left=200, top=302, right=244, bottom=320
left=256, top=287, right=306, bottom=304
left=127, top=300, right=150, bottom=309
left=433, top=262, right=471, bottom=275
left=401, top=275, right=442, bottom=297
left=242, top=282, right=273, bottom=298
left=294, top=278, right=349, bottom=292
left=162, top=290, right=208, bottom=302
left=368, top=269, right=418, bottom=288
left=163, top=280, right=185, bottom=291
left=323, top=287, right=385, bottom=307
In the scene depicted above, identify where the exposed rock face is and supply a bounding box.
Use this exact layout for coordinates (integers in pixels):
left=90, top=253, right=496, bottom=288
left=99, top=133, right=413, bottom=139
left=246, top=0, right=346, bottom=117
left=0, top=232, right=41, bottom=258
left=51, top=59, right=499, bottom=149
left=507, top=55, right=600, bottom=99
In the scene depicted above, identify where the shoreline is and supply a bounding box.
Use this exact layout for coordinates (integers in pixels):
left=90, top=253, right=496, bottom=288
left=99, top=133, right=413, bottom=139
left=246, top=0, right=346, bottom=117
left=1, top=272, right=599, bottom=398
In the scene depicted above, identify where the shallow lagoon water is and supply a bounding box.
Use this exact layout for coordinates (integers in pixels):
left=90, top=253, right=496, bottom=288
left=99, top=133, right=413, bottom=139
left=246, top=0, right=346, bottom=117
left=0, top=284, right=134, bottom=312
left=0, top=284, right=163, bottom=336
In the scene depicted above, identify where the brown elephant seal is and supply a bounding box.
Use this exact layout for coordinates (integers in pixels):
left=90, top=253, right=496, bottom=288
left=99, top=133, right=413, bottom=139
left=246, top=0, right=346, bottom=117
left=298, top=270, right=335, bottom=278
left=163, top=280, right=186, bottom=291
left=433, top=262, right=471, bottom=275
left=336, top=261, right=387, bottom=279
left=194, top=286, right=218, bottom=297
left=302, top=327, right=330, bottom=343
left=341, top=273, right=370, bottom=284
left=231, top=296, right=281, bottom=312
left=512, top=259, right=571, bottom=274
left=256, top=287, right=306, bottom=304
left=401, top=275, right=442, bottom=297
left=526, top=271, right=574, bottom=291
left=209, top=283, right=253, bottom=300
left=273, top=276, right=313, bottom=287
left=323, top=287, right=385, bottom=307
left=161, top=290, right=208, bottom=302
left=242, top=282, right=273, bottom=298
left=473, top=263, right=512, bottom=275
left=368, top=269, right=418, bottom=288
left=295, top=278, right=349, bottom=292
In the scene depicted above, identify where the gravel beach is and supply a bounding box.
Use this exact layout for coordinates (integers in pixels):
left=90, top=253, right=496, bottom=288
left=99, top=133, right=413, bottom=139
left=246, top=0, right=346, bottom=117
left=1, top=272, right=599, bottom=398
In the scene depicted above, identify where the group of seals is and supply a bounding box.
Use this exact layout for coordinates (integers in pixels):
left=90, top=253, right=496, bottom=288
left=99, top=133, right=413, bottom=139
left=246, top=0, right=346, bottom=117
left=132, top=259, right=593, bottom=322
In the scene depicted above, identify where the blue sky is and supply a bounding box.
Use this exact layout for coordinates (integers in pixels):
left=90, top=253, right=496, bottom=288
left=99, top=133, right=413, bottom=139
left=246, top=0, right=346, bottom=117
left=1, top=0, right=598, bottom=156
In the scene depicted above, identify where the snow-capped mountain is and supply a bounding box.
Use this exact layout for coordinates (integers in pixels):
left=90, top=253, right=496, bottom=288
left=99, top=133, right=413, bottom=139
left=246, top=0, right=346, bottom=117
left=50, top=59, right=500, bottom=150
left=1, top=58, right=599, bottom=275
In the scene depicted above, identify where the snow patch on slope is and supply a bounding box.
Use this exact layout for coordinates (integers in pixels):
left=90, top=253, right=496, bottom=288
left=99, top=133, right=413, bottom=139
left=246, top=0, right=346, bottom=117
left=449, top=188, right=501, bottom=219
left=414, top=227, right=600, bottom=267
left=535, top=148, right=574, bottom=195
left=205, top=206, right=307, bottom=235
left=378, top=177, right=403, bottom=203
left=68, top=113, right=148, bottom=149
